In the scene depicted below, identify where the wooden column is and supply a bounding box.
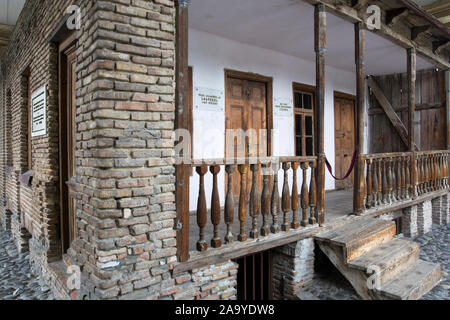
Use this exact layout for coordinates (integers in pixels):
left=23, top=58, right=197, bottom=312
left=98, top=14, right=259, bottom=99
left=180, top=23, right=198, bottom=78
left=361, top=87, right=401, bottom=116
left=446, top=70, right=450, bottom=150
left=314, top=3, right=326, bottom=226
left=353, top=22, right=366, bottom=215
left=175, top=0, right=190, bottom=262
left=407, top=47, right=417, bottom=199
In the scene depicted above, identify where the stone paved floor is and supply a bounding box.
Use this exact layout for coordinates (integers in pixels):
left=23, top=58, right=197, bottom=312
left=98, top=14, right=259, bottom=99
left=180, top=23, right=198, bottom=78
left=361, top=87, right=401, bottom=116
left=0, top=230, right=54, bottom=300
left=298, top=223, right=450, bottom=300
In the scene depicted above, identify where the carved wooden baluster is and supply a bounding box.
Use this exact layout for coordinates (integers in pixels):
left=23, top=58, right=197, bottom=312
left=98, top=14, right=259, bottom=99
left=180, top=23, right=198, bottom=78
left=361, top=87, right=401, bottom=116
left=405, top=157, right=411, bottom=199
left=196, top=166, right=208, bottom=252
left=281, top=162, right=291, bottom=232
left=210, top=165, right=221, bottom=248
left=238, top=164, right=249, bottom=242
left=261, top=163, right=271, bottom=236
left=425, top=155, right=431, bottom=192
left=420, top=156, right=425, bottom=194
left=250, top=164, right=261, bottom=239
left=224, top=165, right=236, bottom=244
left=309, top=162, right=317, bottom=225
left=387, top=158, right=394, bottom=203
left=395, top=158, right=402, bottom=200
left=444, top=153, right=449, bottom=188
left=438, top=154, right=443, bottom=188
left=377, top=159, right=382, bottom=206
left=366, top=158, right=373, bottom=208
left=300, top=162, right=310, bottom=227
left=431, top=155, right=436, bottom=191
left=435, top=154, right=440, bottom=190
left=271, top=163, right=281, bottom=233
left=291, top=162, right=300, bottom=229
left=382, top=158, right=388, bottom=204
left=372, top=159, right=379, bottom=207
left=401, top=157, right=406, bottom=199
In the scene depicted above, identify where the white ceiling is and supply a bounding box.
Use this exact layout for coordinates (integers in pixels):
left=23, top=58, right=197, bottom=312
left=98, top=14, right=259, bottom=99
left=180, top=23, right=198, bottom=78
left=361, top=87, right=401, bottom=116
left=189, top=0, right=435, bottom=76
left=0, top=0, right=26, bottom=26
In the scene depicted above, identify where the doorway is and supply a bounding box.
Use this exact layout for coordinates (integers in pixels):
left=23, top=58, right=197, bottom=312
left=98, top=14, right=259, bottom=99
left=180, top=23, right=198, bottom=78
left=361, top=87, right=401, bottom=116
left=334, top=92, right=356, bottom=190
left=59, top=33, right=77, bottom=254
left=225, top=70, right=273, bottom=198
left=236, top=250, right=273, bottom=300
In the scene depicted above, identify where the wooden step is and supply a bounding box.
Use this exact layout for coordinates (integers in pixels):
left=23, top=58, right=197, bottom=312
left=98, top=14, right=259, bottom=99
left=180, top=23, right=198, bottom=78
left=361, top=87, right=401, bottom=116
left=316, top=217, right=396, bottom=262
left=348, top=239, right=420, bottom=285
left=375, top=260, right=441, bottom=300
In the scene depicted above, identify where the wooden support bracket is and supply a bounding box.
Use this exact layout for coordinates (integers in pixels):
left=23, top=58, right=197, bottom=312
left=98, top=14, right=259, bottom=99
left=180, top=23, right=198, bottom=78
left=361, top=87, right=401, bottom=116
left=386, top=8, right=408, bottom=26
left=411, top=25, right=431, bottom=41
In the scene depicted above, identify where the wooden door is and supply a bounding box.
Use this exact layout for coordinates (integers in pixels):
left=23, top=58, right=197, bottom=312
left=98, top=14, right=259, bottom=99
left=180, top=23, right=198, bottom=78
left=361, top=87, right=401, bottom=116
left=334, top=96, right=356, bottom=190
left=225, top=73, right=268, bottom=198
left=59, top=35, right=77, bottom=253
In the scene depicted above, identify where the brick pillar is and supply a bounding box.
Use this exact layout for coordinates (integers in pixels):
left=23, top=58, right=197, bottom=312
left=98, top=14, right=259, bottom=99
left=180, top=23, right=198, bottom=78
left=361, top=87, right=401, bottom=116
left=442, top=194, right=449, bottom=224
left=402, top=205, right=418, bottom=238
left=431, top=197, right=443, bottom=226
left=417, top=200, right=432, bottom=236
left=272, top=238, right=315, bottom=300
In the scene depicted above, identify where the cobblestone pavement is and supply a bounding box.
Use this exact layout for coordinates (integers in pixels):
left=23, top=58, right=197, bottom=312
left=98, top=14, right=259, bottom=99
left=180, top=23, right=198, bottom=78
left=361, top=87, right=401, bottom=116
left=299, top=224, right=450, bottom=300
left=0, top=230, right=53, bottom=300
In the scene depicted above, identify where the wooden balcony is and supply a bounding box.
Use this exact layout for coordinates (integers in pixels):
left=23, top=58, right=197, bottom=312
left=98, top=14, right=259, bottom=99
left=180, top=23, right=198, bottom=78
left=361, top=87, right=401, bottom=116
left=174, top=151, right=449, bottom=271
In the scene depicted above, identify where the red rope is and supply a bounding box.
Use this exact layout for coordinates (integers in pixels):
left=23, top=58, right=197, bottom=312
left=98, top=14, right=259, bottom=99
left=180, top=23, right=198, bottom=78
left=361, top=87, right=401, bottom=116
left=325, top=148, right=359, bottom=181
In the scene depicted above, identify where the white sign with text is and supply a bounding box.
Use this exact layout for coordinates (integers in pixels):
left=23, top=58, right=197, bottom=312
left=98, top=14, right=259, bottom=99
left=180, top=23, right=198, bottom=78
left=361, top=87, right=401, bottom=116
left=31, top=85, right=47, bottom=137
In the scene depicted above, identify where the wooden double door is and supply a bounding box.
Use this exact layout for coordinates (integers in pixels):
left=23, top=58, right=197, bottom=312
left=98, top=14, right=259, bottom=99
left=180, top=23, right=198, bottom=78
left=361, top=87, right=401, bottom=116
left=334, top=94, right=356, bottom=190
left=225, top=71, right=271, bottom=198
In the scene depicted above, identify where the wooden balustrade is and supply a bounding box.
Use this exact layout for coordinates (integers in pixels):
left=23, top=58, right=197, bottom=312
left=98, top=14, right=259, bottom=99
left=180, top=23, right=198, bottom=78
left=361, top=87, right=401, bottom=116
left=189, top=157, right=317, bottom=252
left=365, top=151, right=449, bottom=210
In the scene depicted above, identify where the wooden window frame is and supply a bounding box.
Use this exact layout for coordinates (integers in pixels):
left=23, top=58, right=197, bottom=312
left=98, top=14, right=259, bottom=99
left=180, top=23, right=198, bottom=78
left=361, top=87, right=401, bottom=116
left=22, top=68, right=32, bottom=170
left=293, top=82, right=316, bottom=157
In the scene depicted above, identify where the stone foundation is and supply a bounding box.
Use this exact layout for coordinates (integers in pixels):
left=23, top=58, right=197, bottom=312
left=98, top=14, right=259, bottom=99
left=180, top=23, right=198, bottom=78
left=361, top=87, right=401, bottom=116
left=403, top=205, right=418, bottom=238
left=442, top=194, right=449, bottom=224
left=272, top=238, right=315, bottom=300
left=417, top=200, right=432, bottom=236
left=11, top=213, right=31, bottom=253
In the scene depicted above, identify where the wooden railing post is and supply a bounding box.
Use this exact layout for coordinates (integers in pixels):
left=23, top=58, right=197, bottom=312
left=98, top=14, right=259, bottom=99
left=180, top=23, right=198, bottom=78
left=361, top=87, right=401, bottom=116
left=238, top=164, right=249, bottom=241
left=354, top=21, right=366, bottom=215
left=366, top=158, right=373, bottom=208
left=291, top=162, right=300, bottom=229
left=261, top=163, right=271, bottom=236
left=196, top=166, right=208, bottom=252
left=175, top=0, right=191, bottom=262
left=250, top=164, right=261, bottom=239
left=309, top=162, right=317, bottom=225
left=282, top=162, right=291, bottom=232
left=300, top=162, right=310, bottom=227
left=407, top=47, right=417, bottom=199
left=315, top=3, right=326, bottom=225
left=210, top=165, right=221, bottom=248
left=225, top=165, right=236, bottom=244
left=271, top=162, right=281, bottom=234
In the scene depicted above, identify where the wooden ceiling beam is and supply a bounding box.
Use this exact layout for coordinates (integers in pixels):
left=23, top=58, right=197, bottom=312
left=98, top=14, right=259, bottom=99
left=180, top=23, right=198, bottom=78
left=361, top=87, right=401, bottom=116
left=411, top=25, right=432, bottom=41
left=432, top=40, right=450, bottom=53
left=386, top=8, right=408, bottom=27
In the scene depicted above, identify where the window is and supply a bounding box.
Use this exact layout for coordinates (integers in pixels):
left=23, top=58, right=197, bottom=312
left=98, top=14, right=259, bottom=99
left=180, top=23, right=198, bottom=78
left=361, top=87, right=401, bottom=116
left=293, top=84, right=315, bottom=156
left=6, top=89, right=12, bottom=167
left=22, top=68, right=32, bottom=169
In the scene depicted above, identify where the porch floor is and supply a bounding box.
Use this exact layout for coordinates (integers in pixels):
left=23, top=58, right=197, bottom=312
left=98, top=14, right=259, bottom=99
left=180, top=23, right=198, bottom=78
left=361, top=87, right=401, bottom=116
left=188, top=188, right=353, bottom=251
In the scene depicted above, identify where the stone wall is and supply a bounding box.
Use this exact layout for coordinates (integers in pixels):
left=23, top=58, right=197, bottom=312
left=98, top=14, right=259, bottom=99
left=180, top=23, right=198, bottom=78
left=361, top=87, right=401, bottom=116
left=272, top=238, right=315, bottom=300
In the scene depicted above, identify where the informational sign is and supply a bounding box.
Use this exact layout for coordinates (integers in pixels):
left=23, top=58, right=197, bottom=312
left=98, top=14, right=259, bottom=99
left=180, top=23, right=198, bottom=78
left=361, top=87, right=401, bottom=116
left=31, top=85, right=47, bottom=137
left=274, top=97, right=293, bottom=118
left=194, top=87, right=224, bottom=112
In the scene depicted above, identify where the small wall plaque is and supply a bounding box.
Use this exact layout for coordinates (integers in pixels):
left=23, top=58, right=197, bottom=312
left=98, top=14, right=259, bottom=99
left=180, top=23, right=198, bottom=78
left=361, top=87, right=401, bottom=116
left=274, top=97, right=293, bottom=118
left=194, top=87, right=225, bottom=112
left=31, top=85, right=47, bottom=137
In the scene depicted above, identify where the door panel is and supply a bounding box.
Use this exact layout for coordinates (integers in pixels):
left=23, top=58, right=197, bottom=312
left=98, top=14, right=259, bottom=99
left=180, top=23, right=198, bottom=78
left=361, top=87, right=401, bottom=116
left=334, top=97, right=355, bottom=190
left=226, top=75, right=268, bottom=198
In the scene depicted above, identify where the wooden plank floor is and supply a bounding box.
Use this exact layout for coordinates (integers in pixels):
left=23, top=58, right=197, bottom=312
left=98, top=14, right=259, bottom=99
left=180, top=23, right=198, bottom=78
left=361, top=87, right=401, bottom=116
left=188, top=188, right=354, bottom=252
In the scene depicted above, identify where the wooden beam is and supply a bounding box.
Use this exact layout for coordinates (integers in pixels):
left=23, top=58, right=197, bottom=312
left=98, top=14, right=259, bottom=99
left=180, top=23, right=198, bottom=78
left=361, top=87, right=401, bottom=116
left=386, top=8, right=408, bottom=27
left=446, top=70, right=450, bottom=150
left=411, top=25, right=431, bottom=41
left=432, top=40, right=450, bottom=53
left=407, top=48, right=417, bottom=198
left=350, top=0, right=368, bottom=10
left=314, top=3, right=326, bottom=226
left=367, top=77, right=419, bottom=151
left=354, top=22, right=366, bottom=215
left=301, top=0, right=450, bottom=70
left=175, top=0, right=190, bottom=263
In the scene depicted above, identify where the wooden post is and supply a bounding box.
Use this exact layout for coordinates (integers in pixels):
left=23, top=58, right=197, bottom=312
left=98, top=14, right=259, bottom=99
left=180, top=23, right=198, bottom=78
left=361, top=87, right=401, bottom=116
left=354, top=22, right=366, bottom=215
left=314, top=3, right=326, bottom=226
left=407, top=48, right=418, bottom=199
left=175, top=0, right=190, bottom=262
left=446, top=70, right=450, bottom=151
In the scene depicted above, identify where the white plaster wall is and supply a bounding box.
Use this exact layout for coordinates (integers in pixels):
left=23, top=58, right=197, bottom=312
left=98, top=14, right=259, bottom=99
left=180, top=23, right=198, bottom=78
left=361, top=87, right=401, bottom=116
left=188, top=29, right=357, bottom=210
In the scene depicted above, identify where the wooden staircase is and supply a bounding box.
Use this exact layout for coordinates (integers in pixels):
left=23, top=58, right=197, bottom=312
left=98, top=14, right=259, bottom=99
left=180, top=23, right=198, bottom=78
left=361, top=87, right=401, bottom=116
left=315, top=217, right=441, bottom=300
